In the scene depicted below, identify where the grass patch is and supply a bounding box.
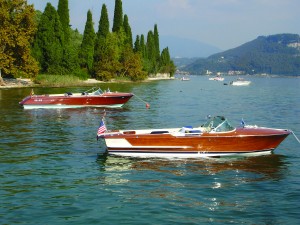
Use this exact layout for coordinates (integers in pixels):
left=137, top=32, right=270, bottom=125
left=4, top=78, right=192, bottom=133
left=34, top=74, right=84, bottom=87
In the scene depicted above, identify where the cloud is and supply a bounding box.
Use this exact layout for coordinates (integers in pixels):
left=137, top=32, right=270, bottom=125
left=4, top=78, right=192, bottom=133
left=155, top=0, right=195, bottom=18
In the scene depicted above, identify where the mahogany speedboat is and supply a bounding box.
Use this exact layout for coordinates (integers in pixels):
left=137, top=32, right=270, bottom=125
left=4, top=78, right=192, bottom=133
left=19, top=87, right=134, bottom=109
left=97, top=116, right=291, bottom=158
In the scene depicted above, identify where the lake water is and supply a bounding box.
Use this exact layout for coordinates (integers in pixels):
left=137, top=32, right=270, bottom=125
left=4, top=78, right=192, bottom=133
left=1, top=75, right=300, bottom=224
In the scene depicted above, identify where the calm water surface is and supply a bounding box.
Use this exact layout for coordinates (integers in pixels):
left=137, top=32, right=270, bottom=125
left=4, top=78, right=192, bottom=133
left=1, top=76, right=300, bottom=224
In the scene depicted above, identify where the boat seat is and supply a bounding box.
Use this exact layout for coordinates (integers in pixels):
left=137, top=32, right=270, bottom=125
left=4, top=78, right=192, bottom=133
left=179, top=126, right=202, bottom=135
left=187, top=130, right=201, bottom=133
left=150, top=131, right=169, bottom=134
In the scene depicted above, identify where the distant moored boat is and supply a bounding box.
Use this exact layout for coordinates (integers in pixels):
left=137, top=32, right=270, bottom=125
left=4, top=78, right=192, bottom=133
left=230, top=77, right=251, bottom=86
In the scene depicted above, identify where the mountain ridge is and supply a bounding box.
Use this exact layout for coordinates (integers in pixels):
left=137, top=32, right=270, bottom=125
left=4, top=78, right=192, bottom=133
left=182, top=33, right=300, bottom=76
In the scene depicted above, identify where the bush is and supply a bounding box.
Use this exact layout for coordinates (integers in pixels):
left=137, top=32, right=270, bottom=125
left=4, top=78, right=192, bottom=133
left=34, top=74, right=83, bottom=87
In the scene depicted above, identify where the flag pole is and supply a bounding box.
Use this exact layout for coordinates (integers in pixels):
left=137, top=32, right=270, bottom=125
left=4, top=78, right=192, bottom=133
left=102, top=109, right=106, bottom=119
left=97, top=110, right=108, bottom=140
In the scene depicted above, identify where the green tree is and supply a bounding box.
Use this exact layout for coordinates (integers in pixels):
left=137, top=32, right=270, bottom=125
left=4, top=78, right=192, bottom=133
left=0, top=0, right=39, bottom=78
left=33, top=10, right=42, bottom=25
left=140, top=34, right=146, bottom=58
left=138, top=34, right=150, bottom=73
left=32, top=3, right=64, bottom=74
left=94, top=33, right=121, bottom=81
left=153, top=24, right=160, bottom=61
left=78, top=10, right=95, bottom=74
left=123, top=14, right=133, bottom=47
left=112, top=0, right=123, bottom=33
left=160, top=47, right=175, bottom=76
left=97, top=4, right=109, bottom=38
left=120, top=47, right=147, bottom=81
left=134, top=35, right=140, bottom=52
left=70, top=29, right=83, bottom=53
left=62, top=41, right=80, bottom=75
left=94, top=3, right=113, bottom=81
left=160, top=47, right=170, bottom=66
left=57, top=0, right=79, bottom=75
left=94, top=4, right=109, bottom=63
left=146, top=31, right=157, bottom=73
left=57, top=0, right=70, bottom=43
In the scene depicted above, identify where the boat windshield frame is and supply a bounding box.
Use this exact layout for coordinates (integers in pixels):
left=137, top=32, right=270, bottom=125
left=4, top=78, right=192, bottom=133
left=201, top=116, right=235, bottom=132
left=92, top=88, right=103, bottom=95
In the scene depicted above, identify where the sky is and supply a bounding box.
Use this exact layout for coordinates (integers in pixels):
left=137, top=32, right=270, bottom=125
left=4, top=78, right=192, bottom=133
left=27, top=0, right=300, bottom=52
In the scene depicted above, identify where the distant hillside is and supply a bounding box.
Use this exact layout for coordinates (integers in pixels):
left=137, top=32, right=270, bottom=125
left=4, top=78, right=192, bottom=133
left=184, top=34, right=300, bottom=76
left=172, top=57, right=199, bottom=70
left=160, top=35, right=221, bottom=58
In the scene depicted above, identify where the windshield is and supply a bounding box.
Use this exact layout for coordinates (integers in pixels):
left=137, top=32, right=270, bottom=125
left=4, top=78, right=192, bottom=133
left=201, top=116, right=235, bottom=132
left=93, top=88, right=103, bottom=95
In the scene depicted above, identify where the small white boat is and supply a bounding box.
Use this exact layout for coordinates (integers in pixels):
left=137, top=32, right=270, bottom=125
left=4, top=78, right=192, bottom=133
left=209, top=76, right=224, bottom=81
left=181, top=77, right=190, bottom=81
left=230, top=78, right=251, bottom=86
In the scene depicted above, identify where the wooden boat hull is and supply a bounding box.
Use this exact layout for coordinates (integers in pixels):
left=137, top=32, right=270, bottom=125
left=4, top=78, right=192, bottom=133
left=100, top=127, right=290, bottom=158
left=19, top=92, right=134, bottom=109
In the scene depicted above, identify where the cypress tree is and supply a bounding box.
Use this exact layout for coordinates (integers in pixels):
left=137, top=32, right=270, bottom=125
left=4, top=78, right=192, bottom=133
left=33, top=3, right=64, bottom=74
left=123, top=14, right=133, bottom=47
left=160, top=47, right=170, bottom=65
left=153, top=24, right=160, bottom=61
left=140, top=34, right=146, bottom=58
left=160, top=47, right=175, bottom=75
left=79, top=10, right=95, bottom=73
left=94, top=4, right=110, bottom=62
left=97, top=4, right=109, bottom=39
left=146, top=31, right=155, bottom=64
left=57, top=0, right=70, bottom=43
left=57, top=0, right=79, bottom=74
left=112, top=0, right=123, bottom=32
left=134, top=35, right=140, bottom=52
left=142, top=31, right=157, bottom=74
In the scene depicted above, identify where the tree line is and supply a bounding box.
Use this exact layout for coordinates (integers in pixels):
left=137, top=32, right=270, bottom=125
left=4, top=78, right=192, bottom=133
left=0, top=0, right=175, bottom=81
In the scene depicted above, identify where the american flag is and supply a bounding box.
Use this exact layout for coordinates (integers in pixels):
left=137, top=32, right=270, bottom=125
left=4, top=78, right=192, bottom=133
left=97, top=119, right=107, bottom=135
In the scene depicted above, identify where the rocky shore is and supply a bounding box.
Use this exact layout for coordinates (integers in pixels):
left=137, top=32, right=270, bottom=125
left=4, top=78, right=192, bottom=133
left=0, top=78, right=34, bottom=88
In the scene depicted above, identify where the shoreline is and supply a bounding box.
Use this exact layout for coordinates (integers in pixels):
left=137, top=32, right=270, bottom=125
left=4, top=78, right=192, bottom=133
left=0, top=77, right=174, bottom=89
